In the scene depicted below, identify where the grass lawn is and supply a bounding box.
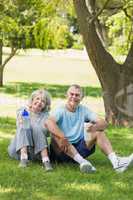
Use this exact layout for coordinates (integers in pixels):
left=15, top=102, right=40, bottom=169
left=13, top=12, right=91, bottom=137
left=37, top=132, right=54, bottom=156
left=0, top=117, right=133, bottom=200
left=0, top=50, right=133, bottom=199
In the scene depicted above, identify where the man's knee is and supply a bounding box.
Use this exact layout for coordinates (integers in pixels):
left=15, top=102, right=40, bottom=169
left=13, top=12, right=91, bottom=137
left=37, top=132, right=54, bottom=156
left=51, top=137, right=63, bottom=155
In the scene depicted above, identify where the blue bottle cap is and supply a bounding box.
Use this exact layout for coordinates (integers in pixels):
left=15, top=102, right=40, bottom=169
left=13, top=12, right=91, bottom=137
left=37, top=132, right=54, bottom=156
left=22, top=109, right=29, bottom=116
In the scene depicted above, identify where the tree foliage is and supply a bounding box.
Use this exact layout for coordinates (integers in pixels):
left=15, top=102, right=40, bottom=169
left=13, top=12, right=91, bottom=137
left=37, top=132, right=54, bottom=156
left=0, top=0, right=76, bottom=86
left=95, top=0, right=133, bottom=59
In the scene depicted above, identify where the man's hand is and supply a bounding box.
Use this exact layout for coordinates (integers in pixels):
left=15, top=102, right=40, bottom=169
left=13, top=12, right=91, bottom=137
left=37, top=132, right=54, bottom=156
left=84, top=122, right=96, bottom=132
left=59, top=136, right=69, bottom=153
left=84, top=119, right=107, bottom=132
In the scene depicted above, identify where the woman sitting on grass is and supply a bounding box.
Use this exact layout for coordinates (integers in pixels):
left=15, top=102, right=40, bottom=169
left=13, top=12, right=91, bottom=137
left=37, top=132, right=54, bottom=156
left=8, top=89, right=53, bottom=171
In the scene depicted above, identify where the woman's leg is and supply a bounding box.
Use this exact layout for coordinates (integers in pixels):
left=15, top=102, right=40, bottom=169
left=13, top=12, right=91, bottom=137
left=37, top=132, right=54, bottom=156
left=41, top=148, right=53, bottom=171
left=32, top=125, right=53, bottom=171
left=19, top=146, right=29, bottom=167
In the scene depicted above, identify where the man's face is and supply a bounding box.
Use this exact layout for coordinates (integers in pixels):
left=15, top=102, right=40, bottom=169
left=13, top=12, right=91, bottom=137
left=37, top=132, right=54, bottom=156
left=67, top=86, right=82, bottom=109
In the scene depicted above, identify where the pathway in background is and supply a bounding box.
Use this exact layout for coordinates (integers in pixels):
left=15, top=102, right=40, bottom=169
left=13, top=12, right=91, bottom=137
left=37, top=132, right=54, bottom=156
left=1, top=49, right=104, bottom=117
left=4, top=49, right=100, bottom=86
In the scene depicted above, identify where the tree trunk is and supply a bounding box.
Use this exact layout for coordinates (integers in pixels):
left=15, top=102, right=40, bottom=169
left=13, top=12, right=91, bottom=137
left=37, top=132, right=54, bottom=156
left=0, top=67, right=4, bottom=87
left=0, top=38, right=3, bottom=87
left=73, top=0, right=133, bottom=126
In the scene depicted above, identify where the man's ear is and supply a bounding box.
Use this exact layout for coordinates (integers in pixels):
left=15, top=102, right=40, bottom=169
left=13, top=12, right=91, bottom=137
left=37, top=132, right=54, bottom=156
left=80, top=94, right=84, bottom=100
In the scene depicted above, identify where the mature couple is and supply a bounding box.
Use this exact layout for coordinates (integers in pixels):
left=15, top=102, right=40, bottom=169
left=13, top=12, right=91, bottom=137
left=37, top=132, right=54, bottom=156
left=8, top=85, right=133, bottom=173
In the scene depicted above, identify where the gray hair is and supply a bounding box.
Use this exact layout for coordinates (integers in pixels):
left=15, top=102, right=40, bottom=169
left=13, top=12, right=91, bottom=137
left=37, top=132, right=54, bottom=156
left=67, top=84, right=84, bottom=99
left=28, top=89, right=51, bottom=112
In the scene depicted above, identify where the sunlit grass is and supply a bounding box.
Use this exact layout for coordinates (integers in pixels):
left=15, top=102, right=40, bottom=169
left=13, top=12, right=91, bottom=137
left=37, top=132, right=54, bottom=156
left=65, top=182, right=103, bottom=192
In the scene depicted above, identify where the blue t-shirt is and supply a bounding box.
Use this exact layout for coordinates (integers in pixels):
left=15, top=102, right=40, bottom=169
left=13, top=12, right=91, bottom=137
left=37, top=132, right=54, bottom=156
left=51, top=104, right=97, bottom=143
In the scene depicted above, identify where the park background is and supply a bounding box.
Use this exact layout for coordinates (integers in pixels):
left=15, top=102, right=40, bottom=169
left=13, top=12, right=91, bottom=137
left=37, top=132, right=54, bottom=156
left=0, top=0, right=133, bottom=200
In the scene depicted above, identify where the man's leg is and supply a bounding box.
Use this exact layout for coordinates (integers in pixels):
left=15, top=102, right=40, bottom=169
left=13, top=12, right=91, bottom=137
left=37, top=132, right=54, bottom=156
left=85, top=131, right=133, bottom=172
left=50, top=137, right=96, bottom=173
left=85, top=131, right=113, bottom=155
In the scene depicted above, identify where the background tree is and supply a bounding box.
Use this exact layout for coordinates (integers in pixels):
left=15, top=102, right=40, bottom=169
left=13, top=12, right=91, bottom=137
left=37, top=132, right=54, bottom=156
left=0, top=0, right=47, bottom=86
left=0, top=0, right=74, bottom=86
left=73, top=0, right=133, bottom=126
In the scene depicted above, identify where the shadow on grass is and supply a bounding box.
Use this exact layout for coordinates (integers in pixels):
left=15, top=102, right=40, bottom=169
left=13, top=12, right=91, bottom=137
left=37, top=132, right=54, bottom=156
left=0, top=82, right=102, bottom=98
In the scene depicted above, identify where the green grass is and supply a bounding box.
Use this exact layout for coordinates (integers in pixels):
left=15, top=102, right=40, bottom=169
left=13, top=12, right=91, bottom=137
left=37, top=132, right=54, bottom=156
left=0, top=82, right=102, bottom=98
left=0, top=117, right=133, bottom=200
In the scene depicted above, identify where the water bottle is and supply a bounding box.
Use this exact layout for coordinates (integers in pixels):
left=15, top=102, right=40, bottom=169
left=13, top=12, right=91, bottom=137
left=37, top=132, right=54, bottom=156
left=84, top=119, right=92, bottom=142
left=84, top=119, right=96, bottom=141
left=21, top=109, right=30, bottom=129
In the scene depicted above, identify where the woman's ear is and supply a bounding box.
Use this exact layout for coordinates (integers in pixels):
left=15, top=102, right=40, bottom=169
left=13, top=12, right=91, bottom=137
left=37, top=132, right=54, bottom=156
left=28, top=103, right=32, bottom=110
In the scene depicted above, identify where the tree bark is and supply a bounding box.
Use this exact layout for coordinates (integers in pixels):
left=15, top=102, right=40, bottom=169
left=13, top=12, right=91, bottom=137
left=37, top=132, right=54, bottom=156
left=0, top=42, right=17, bottom=87
left=0, top=67, right=4, bottom=87
left=0, top=38, right=3, bottom=87
left=73, top=0, right=133, bottom=126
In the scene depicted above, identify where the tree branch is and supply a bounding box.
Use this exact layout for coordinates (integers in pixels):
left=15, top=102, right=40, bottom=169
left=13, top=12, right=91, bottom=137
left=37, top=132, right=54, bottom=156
left=2, top=47, right=18, bottom=68
left=90, top=0, right=110, bottom=23
left=85, top=0, right=96, bottom=15
left=85, top=0, right=111, bottom=24
left=122, top=8, right=133, bottom=20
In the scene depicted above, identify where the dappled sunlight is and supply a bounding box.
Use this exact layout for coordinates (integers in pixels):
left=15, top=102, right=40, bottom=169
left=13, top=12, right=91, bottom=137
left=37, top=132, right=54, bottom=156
left=122, top=134, right=133, bottom=140
left=114, top=181, right=127, bottom=189
left=0, top=131, right=14, bottom=139
left=35, top=192, right=61, bottom=200
left=0, top=186, right=16, bottom=194
left=65, top=182, right=103, bottom=192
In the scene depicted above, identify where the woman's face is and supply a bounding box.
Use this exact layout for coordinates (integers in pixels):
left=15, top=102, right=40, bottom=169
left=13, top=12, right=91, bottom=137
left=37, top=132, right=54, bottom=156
left=31, top=94, right=46, bottom=113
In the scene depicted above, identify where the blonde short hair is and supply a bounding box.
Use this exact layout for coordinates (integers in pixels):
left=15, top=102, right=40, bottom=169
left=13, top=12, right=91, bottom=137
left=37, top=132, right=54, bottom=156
left=28, top=89, right=51, bottom=112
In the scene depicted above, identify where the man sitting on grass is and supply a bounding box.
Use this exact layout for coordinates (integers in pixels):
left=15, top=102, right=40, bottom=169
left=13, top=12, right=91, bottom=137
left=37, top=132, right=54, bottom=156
left=45, top=84, right=133, bottom=173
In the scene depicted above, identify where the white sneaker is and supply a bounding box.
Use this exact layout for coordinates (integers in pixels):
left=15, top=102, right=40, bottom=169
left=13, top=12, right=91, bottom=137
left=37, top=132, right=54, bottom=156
left=115, top=153, right=133, bottom=173
left=80, top=162, right=96, bottom=173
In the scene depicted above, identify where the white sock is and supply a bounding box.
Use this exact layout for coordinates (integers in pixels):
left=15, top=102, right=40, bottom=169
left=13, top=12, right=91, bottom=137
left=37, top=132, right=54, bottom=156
left=73, top=153, right=89, bottom=165
left=42, top=156, right=50, bottom=163
left=108, top=152, right=118, bottom=168
left=21, top=153, right=28, bottom=160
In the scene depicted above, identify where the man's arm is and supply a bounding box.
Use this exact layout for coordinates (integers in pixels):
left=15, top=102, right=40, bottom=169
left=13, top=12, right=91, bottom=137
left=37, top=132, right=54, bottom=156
left=85, top=118, right=108, bottom=132
left=45, top=117, right=69, bottom=152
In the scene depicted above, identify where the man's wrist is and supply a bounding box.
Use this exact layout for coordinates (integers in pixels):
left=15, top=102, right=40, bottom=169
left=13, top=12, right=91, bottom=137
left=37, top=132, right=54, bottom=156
left=92, top=124, right=105, bottom=132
